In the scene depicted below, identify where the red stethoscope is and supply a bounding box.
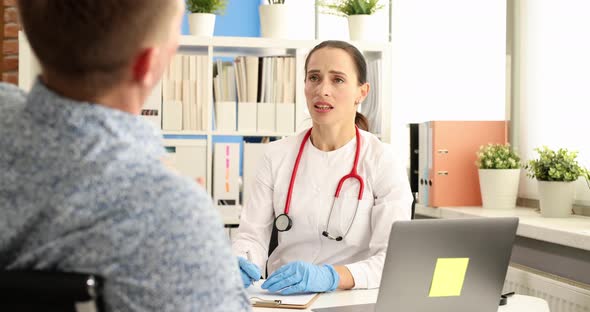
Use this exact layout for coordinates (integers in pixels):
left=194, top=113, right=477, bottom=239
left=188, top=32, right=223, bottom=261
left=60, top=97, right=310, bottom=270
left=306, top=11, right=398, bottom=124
left=273, top=126, right=365, bottom=241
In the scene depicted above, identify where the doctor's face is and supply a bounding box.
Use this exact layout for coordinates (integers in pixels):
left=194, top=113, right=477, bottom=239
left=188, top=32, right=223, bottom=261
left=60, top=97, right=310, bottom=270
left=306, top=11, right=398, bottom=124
left=304, top=48, right=366, bottom=129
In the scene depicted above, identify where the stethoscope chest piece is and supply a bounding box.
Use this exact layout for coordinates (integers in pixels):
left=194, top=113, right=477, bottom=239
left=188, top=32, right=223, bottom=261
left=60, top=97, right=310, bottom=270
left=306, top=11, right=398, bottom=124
left=274, top=213, right=292, bottom=232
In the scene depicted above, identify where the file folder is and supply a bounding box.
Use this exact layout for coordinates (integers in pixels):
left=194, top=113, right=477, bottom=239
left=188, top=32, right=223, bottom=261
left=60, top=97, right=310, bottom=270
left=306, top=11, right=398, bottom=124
left=427, top=121, right=507, bottom=207
left=162, top=100, right=183, bottom=131
left=275, top=102, right=295, bottom=133
left=141, top=79, right=162, bottom=129
left=257, top=102, right=275, bottom=132
left=418, top=122, right=429, bottom=205
left=213, top=143, right=240, bottom=206
left=409, top=123, right=419, bottom=196
left=238, top=101, right=257, bottom=132
left=215, top=101, right=237, bottom=131
left=163, top=139, right=207, bottom=183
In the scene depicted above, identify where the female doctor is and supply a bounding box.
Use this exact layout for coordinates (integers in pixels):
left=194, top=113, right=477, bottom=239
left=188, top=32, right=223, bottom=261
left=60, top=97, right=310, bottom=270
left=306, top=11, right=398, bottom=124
left=232, top=40, right=412, bottom=294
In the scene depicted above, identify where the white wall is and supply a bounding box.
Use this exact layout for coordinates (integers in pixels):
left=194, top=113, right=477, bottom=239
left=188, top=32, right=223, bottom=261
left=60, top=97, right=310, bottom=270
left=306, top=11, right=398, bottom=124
left=389, top=0, right=507, bottom=163
left=516, top=0, right=590, bottom=205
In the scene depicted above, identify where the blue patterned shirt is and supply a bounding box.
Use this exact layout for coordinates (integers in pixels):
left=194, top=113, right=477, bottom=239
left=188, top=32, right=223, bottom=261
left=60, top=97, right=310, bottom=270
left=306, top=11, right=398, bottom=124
left=0, top=81, right=251, bottom=312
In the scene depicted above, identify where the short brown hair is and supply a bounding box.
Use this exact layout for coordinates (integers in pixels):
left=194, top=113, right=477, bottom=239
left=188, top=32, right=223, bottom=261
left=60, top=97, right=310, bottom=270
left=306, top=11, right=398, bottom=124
left=18, top=0, right=178, bottom=94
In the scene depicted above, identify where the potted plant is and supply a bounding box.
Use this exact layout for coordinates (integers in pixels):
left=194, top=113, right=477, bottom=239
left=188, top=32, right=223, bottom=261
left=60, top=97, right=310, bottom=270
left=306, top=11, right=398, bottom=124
left=186, top=0, right=227, bottom=37
left=259, top=0, right=294, bottom=39
left=321, top=0, right=385, bottom=41
left=476, top=144, right=521, bottom=209
left=525, top=146, right=590, bottom=217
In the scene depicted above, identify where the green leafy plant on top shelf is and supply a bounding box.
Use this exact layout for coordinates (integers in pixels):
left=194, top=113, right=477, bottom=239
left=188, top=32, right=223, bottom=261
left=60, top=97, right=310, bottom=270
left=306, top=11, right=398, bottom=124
left=476, top=143, right=521, bottom=169
left=525, top=146, right=590, bottom=187
left=186, top=0, right=227, bottom=14
left=267, top=0, right=285, bottom=4
left=320, top=0, right=384, bottom=16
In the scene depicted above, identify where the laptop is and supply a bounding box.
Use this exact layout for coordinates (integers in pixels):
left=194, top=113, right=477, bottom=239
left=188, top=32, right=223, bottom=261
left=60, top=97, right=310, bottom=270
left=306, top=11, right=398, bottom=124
left=313, top=217, right=519, bottom=312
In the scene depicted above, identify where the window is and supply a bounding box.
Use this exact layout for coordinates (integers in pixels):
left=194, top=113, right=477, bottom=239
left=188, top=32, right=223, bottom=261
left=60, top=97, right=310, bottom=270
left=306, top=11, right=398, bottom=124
left=514, top=0, right=590, bottom=209
left=389, top=0, right=507, bottom=163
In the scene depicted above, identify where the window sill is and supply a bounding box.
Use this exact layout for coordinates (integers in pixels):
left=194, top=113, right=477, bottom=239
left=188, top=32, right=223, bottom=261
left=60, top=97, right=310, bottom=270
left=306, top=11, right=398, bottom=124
left=415, top=204, right=590, bottom=251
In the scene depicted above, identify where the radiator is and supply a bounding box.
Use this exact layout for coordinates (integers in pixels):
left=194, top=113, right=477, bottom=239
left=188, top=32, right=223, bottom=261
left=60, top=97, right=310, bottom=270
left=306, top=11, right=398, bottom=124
left=503, top=265, right=590, bottom=312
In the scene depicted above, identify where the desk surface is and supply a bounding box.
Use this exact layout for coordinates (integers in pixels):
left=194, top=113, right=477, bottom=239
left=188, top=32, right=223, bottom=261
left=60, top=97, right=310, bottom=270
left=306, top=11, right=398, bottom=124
left=252, top=289, right=549, bottom=312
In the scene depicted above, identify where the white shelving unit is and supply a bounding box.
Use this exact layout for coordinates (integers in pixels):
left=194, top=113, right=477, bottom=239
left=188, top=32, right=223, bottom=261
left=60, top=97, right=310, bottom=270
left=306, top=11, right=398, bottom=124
left=168, top=35, right=392, bottom=197
left=174, top=35, right=392, bottom=135
left=17, top=33, right=393, bottom=207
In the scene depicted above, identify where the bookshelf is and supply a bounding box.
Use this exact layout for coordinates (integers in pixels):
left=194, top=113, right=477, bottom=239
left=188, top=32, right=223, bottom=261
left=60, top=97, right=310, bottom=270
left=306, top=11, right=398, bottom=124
left=167, top=35, right=392, bottom=198
left=17, top=33, right=393, bottom=218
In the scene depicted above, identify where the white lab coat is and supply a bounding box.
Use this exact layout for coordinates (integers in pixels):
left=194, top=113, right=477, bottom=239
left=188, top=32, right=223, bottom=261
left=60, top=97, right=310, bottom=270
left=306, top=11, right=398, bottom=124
left=232, top=129, right=413, bottom=289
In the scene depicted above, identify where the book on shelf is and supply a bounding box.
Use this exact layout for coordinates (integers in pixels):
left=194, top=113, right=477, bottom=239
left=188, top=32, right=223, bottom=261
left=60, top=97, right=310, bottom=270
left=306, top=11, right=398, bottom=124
left=236, top=56, right=258, bottom=132
left=208, top=55, right=297, bottom=134
left=213, top=59, right=237, bottom=131
left=161, top=54, right=209, bottom=132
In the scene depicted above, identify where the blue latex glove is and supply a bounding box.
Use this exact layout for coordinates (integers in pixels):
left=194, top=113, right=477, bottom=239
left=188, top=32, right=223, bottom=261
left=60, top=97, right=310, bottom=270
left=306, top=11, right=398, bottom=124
left=261, top=261, right=339, bottom=295
left=238, top=256, right=261, bottom=288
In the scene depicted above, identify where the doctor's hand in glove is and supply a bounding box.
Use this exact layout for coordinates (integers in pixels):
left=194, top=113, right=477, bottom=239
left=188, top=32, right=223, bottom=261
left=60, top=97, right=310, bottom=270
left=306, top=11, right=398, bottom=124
left=238, top=256, right=261, bottom=288
left=261, top=261, right=340, bottom=295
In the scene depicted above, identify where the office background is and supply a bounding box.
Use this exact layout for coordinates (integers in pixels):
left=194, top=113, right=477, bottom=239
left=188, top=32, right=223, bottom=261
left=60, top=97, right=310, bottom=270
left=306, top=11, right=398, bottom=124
left=1, top=1, right=589, bottom=311
left=173, top=0, right=590, bottom=212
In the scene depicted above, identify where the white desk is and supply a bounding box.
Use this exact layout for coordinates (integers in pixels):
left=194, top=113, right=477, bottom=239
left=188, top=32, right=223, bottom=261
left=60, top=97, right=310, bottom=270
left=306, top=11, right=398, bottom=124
left=252, top=289, right=549, bottom=312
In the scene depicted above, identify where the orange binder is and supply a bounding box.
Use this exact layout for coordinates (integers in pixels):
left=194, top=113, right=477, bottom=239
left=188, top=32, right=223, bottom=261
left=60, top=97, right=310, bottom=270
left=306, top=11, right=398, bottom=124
left=428, top=121, right=507, bottom=207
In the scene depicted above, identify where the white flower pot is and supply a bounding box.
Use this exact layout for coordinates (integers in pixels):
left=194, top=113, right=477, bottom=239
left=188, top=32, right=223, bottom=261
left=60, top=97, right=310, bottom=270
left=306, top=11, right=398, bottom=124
left=259, top=4, right=292, bottom=39
left=347, top=15, right=374, bottom=41
left=478, top=169, right=520, bottom=209
left=188, top=13, right=216, bottom=37
left=537, top=181, right=575, bottom=218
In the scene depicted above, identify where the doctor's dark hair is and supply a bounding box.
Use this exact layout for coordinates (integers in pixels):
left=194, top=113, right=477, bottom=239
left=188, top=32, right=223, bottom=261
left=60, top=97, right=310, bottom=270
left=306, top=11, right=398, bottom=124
left=304, top=40, right=370, bottom=132
left=17, top=0, right=178, bottom=96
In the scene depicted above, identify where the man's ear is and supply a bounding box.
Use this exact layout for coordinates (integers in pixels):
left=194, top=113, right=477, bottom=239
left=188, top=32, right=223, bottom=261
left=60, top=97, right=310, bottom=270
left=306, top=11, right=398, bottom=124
left=132, top=47, right=159, bottom=87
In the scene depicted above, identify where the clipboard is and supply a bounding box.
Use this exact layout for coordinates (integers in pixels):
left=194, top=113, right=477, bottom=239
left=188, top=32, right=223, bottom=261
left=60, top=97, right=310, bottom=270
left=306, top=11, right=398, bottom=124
left=248, top=281, right=320, bottom=309
left=250, top=294, right=319, bottom=309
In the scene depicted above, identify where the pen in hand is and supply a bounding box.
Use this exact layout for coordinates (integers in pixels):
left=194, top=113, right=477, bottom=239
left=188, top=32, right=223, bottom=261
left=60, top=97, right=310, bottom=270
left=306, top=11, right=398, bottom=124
left=239, top=251, right=261, bottom=288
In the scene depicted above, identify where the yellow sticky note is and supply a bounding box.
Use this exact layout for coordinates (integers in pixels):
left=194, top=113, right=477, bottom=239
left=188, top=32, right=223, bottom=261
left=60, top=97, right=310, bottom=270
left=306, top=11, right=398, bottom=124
left=428, top=258, right=469, bottom=297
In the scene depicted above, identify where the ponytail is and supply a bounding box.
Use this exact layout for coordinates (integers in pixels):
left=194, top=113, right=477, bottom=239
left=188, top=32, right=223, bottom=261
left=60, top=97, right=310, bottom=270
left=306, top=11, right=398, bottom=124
left=355, top=112, right=369, bottom=131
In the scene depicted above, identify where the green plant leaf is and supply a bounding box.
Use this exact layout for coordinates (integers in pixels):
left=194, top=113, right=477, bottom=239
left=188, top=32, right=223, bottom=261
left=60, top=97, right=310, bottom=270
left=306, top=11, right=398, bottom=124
left=186, top=0, right=227, bottom=14
left=318, top=0, right=384, bottom=16
left=525, top=146, right=589, bottom=187
left=475, top=143, right=521, bottom=170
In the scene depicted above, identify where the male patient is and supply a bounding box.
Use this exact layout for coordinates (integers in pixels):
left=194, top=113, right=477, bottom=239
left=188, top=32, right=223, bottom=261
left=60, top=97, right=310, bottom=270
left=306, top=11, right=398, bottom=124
left=0, top=1, right=250, bottom=311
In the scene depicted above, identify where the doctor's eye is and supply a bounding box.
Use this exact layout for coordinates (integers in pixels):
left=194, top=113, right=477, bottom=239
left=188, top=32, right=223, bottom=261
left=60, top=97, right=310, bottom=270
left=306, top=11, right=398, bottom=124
left=334, top=77, right=345, bottom=84
left=307, top=74, right=320, bottom=82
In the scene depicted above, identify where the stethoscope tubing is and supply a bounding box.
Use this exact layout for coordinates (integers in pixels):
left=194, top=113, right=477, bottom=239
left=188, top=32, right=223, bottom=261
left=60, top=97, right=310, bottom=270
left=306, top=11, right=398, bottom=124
left=283, top=126, right=364, bottom=215
left=283, top=129, right=313, bottom=215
